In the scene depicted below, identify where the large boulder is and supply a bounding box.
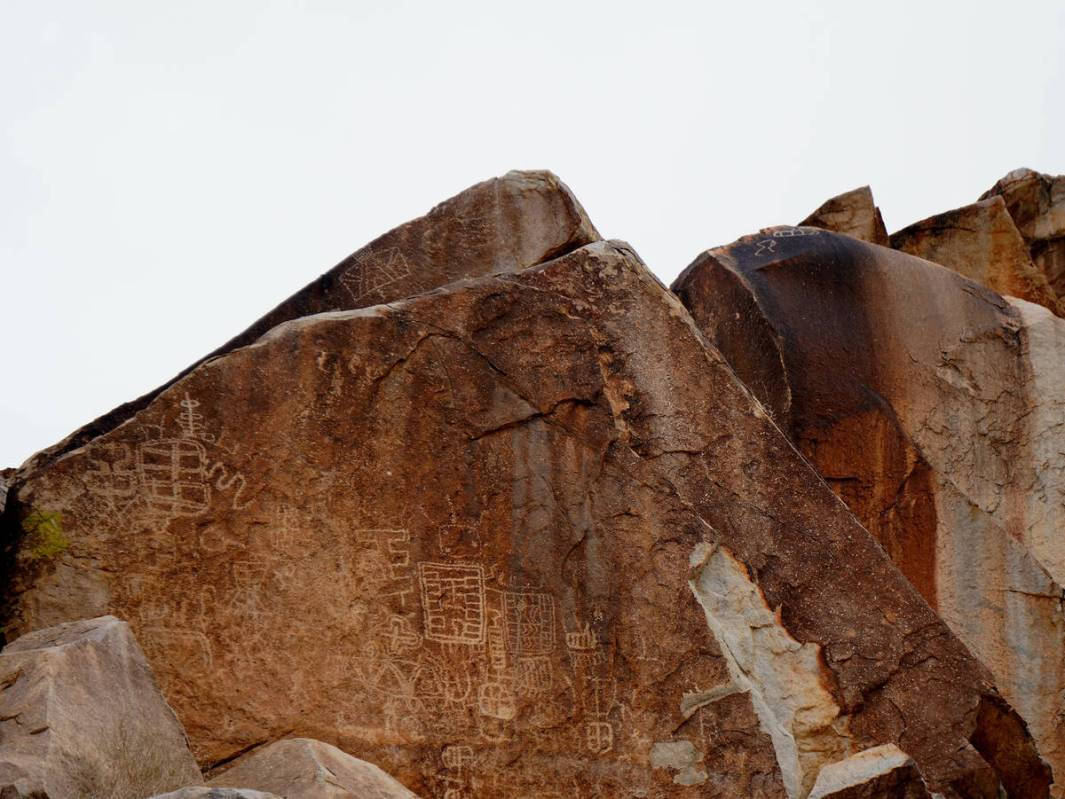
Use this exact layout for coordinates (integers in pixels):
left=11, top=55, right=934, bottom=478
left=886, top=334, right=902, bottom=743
left=209, top=738, right=419, bottom=797
left=0, top=615, right=202, bottom=798
left=800, top=186, right=889, bottom=246
left=1, top=237, right=1048, bottom=797
left=891, top=195, right=1061, bottom=315
left=982, top=168, right=1065, bottom=296
left=18, top=170, right=599, bottom=477
left=673, top=227, right=1064, bottom=796
left=808, top=745, right=931, bottom=799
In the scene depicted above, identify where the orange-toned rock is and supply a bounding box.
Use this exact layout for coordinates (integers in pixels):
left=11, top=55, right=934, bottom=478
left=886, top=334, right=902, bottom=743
left=209, top=738, right=419, bottom=797
left=800, top=186, right=889, bottom=246
left=0, top=616, right=202, bottom=798
left=1, top=238, right=1048, bottom=797
left=982, top=168, right=1065, bottom=296
left=891, top=195, right=1061, bottom=315
left=21, top=170, right=600, bottom=477
left=674, top=227, right=1064, bottom=796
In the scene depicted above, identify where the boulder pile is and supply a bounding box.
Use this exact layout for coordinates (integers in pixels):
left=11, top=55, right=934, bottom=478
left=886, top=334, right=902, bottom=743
left=3, top=168, right=1064, bottom=798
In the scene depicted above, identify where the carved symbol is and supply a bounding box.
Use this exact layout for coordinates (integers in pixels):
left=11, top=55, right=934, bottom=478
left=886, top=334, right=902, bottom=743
left=515, top=655, right=553, bottom=697
left=585, top=720, right=614, bottom=754
left=565, top=622, right=597, bottom=651
left=441, top=744, right=475, bottom=770
left=770, top=226, right=821, bottom=238
left=503, top=591, right=556, bottom=655
left=753, top=239, right=777, bottom=257
left=477, top=680, right=517, bottom=720
left=338, top=247, right=413, bottom=304
left=418, top=562, right=486, bottom=645
left=136, top=438, right=210, bottom=515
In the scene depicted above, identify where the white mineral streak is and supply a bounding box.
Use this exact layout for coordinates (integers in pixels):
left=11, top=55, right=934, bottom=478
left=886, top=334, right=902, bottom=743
left=688, top=541, right=851, bottom=799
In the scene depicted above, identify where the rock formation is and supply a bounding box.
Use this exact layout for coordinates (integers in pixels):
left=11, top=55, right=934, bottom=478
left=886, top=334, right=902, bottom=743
left=674, top=226, right=1064, bottom=797
left=4, top=169, right=1065, bottom=798
left=208, top=738, right=420, bottom=797
left=890, top=195, right=1061, bottom=315
left=799, top=186, right=889, bottom=245
left=982, top=168, right=1065, bottom=296
left=151, top=790, right=280, bottom=799
left=807, top=745, right=931, bottom=799
left=0, top=616, right=202, bottom=798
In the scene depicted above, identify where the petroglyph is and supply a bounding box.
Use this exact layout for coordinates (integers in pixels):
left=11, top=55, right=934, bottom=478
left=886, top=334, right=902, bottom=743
left=503, top=590, right=556, bottom=654
left=418, top=562, right=487, bottom=645
left=339, top=247, right=413, bottom=303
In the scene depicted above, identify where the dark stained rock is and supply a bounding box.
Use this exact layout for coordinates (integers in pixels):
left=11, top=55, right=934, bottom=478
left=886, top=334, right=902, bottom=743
left=673, top=227, right=1063, bottom=797
left=891, top=195, right=1061, bottom=315
left=800, top=186, right=889, bottom=246
left=1, top=238, right=1048, bottom=798
left=18, top=170, right=599, bottom=478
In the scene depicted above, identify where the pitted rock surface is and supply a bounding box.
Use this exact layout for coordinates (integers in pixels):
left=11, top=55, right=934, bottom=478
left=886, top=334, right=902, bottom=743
left=2, top=237, right=1048, bottom=798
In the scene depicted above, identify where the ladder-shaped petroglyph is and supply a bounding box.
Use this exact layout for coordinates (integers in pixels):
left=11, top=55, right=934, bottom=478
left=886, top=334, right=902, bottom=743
left=83, top=392, right=251, bottom=529
left=418, top=562, right=487, bottom=645
left=338, top=247, right=413, bottom=304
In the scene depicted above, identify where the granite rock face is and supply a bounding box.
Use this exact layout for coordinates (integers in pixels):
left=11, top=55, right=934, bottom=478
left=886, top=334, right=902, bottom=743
left=982, top=168, right=1065, bottom=297
left=1, top=237, right=1048, bottom=798
left=209, top=738, right=420, bottom=797
left=19, top=169, right=599, bottom=477
left=808, top=745, right=931, bottom=799
left=800, top=186, right=889, bottom=246
left=0, top=616, right=202, bottom=798
left=673, top=227, right=1063, bottom=797
left=891, top=195, right=1061, bottom=315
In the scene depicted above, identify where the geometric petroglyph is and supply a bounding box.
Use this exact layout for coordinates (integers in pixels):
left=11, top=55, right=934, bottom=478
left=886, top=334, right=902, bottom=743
left=753, top=239, right=777, bottom=257
left=338, top=247, right=413, bottom=304
left=137, top=438, right=210, bottom=515
left=503, top=591, right=556, bottom=655
left=418, top=562, right=486, bottom=645
left=514, top=655, right=553, bottom=697
left=354, top=529, right=415, bottom=608
left=770, top=226, right=821, bottom=238
left=565, top=622, right=598, bottom=651
left=585, top=720, right=614, bottom=754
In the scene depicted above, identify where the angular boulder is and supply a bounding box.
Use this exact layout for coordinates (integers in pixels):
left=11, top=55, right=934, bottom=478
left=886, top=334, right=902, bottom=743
left=1, top=238, right=1048, bottom=797
left=808, top=745, right=931, bottom=799
left=0, top=615, right=202, bottom=798
left=800, top=186, right=889, bottom=245
left=20, top=170, right=600, bottom=476
left=982, top=168, right=1065, bottom=296
left=891, top=195, right=1061, bottom=315
left=209, top=738, right=419, bottom=797
left=673, top=227, right=1063, bottom=796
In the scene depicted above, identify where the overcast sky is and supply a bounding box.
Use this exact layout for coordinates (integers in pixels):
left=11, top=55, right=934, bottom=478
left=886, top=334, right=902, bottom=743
left=2, top=1, right=1063, bottom=467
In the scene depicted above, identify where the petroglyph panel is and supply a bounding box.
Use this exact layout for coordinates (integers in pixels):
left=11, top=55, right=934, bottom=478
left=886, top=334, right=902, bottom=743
left=339, top=247, right=413, bottom=303
left=503, top=590, right=556, bottom=655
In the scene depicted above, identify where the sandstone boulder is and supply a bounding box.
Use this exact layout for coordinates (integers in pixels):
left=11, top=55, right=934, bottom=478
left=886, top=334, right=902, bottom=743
left=20, top=170, right=599, bottom=476
left=808, top=745, right=931, bottom=799
left=890, top=195, right=1061, bottom=315
left=151, top=790, right=280, bottom=799
left=800, top=186, right=889, bottom=245
left=209, top=738, right=419, bottom=797
left=982, top=168, right=1065, bottom=296
left=0, top=615, right=202, bottom=798
left=1, top=238, right=1048, bottom=797
left=673, top=227, right=1063, bottom=796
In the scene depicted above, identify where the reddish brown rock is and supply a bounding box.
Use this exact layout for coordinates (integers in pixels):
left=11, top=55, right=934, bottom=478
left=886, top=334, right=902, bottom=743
left=151, top=790, right=279, bottom=799
left=19, top=170, right=599, bottom=477
left=890, top=195, right=1061, bottom=315
left=209, top=738, right=419, bottom=797
left=982, top=168, right=1065, bottom=296
left=808, top=745, right=931, bottom=798
left=0, top=616, right=202, bottom=798
left=1, top=238, right=1048, bottom=797
left=800, top=186, right=889, bottom=246
left=673, top=227, right=1063, bottom=796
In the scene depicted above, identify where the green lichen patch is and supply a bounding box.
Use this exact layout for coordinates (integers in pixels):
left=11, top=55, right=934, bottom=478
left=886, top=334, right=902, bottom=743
left=22, top=510, right=69, bottom=561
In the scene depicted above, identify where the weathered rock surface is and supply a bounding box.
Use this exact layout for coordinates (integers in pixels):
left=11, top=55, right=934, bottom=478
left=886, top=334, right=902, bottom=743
left=890, top=195, right=1061, bottom=315
left=0, top=615, right=202, bottom=798
left=982, top=168, right=1065, bottom=296
left=19, top=170, right=599, bottom=477
left=800, top=186, right=889, bottom=246
left=1, top=236, right=1048, bottom=798
left=673, top=227, right=1063, bottom=796
left=151, top=789, right=280, bottom=799
left=209, top=738, right=419, bottom=797
left=808, top=745, right=931, bottom=799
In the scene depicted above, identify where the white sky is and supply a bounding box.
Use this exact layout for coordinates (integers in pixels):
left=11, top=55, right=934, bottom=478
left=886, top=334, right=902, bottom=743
left=2, top=1, right=1064, bottom=467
